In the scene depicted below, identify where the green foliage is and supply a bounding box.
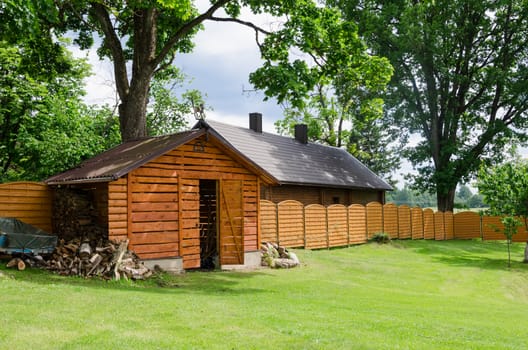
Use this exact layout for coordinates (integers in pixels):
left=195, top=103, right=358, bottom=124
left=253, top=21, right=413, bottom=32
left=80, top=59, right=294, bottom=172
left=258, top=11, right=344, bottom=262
left=386, top=185, right=437, bottom=207
left=146, top=68, right=205, bottom=136
left=250, top=2, right=396, bottom=180
left=477, top=161, right=528, bottom=219
left=477, top=161, right=528, bottom=264
left=0, top=40, right=121, bottom=182
left=337, top=0, right=528, bottom=211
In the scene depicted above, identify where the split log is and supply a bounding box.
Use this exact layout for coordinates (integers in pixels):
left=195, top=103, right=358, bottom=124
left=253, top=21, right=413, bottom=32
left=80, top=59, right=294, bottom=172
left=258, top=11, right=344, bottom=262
left=6, top=258, right=26, bottom=271
left=79, top=242, right=92, bottom=260
left=34, top=238, right=153, bottom=280
left=112, top=240, right=128, bottom=280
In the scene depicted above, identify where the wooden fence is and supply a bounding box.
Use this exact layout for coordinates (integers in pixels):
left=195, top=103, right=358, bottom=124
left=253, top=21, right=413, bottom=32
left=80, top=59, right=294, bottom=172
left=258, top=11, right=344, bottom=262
left=1, top=181, right=527, bottom=250
left=0, top=182, right=53, bottom=232
left=260, top=200, right=528, bottom=249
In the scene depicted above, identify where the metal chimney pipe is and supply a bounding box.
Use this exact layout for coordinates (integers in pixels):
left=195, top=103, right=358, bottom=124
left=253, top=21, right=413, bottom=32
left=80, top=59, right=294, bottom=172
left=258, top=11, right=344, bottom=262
left=249, top=113, right=262, bottom=133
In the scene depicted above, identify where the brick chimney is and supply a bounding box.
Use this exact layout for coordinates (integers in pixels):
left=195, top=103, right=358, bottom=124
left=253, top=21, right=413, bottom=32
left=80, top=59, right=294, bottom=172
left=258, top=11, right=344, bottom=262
left=294, top=124, right=308, bottom=144
left=249, top=113, right=262, bottom=133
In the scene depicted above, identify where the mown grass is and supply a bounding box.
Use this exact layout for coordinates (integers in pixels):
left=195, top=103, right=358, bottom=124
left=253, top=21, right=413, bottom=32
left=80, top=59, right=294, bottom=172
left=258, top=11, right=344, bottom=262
left=1, top=240, right=527, bottom=349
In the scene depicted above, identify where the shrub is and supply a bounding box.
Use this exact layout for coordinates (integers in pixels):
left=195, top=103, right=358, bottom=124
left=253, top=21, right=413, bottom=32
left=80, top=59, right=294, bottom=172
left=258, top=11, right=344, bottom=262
left=370, top=232, right=391, bottom=244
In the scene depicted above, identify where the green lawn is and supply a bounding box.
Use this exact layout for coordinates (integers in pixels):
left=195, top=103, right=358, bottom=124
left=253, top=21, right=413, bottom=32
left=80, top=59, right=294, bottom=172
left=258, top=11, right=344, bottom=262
left=1, top=240, right=527, bottom=349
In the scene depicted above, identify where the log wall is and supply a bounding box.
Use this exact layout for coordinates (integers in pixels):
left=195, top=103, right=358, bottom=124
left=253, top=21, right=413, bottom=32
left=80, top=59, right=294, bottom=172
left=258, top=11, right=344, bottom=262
left=261, top=184, right=383, bottom=206
left=107, top=136, right=260, bottom=268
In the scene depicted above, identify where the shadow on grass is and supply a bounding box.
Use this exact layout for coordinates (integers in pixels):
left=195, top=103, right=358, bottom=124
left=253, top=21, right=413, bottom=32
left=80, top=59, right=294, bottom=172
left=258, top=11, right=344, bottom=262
left=398, top=239, right=527, bottom=271
left=0, top=261, right=274, bottom=296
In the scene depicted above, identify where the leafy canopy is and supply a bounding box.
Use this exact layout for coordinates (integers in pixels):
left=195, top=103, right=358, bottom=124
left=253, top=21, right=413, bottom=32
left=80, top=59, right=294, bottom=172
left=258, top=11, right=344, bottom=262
left=336, top=0, right=528, bottom=211
left=249, top=3, right=395, bottom=180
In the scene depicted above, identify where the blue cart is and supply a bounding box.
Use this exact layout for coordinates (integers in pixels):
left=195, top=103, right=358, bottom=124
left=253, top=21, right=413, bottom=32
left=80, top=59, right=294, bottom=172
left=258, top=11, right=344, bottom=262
left=0, top=217, right=57, bottom=255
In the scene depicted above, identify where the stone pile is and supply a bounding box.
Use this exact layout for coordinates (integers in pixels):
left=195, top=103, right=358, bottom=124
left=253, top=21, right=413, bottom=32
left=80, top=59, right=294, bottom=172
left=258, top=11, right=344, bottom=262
left=260, top=242, right=300, bottom=268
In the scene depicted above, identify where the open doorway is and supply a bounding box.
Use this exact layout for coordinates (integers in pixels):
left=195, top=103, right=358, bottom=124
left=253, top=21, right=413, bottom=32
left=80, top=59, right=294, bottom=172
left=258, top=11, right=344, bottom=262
left=199, top=180, right=218, bottom=269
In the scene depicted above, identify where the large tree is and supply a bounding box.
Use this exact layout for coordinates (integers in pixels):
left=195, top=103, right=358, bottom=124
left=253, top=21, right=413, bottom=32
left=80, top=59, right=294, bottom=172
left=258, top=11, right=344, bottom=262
left=335, top=0, right=528, bottom=211
left=249, top=5, right=396, bottom=180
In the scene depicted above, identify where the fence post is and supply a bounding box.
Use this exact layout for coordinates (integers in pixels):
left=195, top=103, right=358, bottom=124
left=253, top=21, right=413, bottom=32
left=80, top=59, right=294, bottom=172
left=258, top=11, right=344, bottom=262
left=365, top=204, right=369, bottom=241
left=275, top=202, right=279, bottom=246
left=346, top=206, right=350, bottom=247
left=302, top=205, right=306, bottom=249
left=325, top=206, right=330, bottom=249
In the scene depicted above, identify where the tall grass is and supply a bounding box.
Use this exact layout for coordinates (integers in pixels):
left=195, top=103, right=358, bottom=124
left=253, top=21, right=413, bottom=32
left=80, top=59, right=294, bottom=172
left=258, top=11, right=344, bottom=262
left=1, top=240, right=527, bottom=349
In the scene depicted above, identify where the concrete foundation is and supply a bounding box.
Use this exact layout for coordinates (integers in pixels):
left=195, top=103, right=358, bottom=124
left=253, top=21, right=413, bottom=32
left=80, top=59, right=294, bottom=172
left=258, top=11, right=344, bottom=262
left=141, top=251, right=262, bottom=273
left=142, top=257, right=183, bottom=273
left=221, top=251, right=262, bottom=271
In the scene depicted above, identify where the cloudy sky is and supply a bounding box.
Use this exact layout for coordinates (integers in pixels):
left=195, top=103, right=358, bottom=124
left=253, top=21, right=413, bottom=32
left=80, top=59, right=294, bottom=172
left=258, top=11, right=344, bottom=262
left=80, top=5, right=282, bottom=133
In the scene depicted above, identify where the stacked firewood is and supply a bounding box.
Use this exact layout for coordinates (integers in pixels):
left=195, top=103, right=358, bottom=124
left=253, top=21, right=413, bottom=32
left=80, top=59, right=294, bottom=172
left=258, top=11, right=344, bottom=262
left=52, top=188, right=106, bottom=242
left=260, top=242, right=300, bottom=268
left=6, top=238, right=153, bottom=280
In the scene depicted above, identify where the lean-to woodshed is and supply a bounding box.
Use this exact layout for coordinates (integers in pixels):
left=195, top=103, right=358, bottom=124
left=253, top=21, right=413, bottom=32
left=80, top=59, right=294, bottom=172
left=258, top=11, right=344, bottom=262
left=46, top=127, right=276, bottom=271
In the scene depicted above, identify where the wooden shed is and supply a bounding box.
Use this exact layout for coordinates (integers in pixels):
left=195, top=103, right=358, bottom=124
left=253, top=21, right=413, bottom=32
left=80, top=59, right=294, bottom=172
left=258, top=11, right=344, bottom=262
left=46, top=127, right=276, bottom=271
left=46, top=114, right=392, bottom=271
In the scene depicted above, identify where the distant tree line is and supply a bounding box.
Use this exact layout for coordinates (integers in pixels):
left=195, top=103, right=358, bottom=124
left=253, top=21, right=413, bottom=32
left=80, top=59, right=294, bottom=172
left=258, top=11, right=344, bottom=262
left=387, top=184, right=486, bottom=210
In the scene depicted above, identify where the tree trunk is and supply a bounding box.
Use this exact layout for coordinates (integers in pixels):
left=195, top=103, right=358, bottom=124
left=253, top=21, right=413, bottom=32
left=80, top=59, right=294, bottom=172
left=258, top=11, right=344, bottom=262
left=437, top=187, right=456, bottom=212
left=119, top=81, right=151, bottom=142
left=524, top=242, right=528, bottom=263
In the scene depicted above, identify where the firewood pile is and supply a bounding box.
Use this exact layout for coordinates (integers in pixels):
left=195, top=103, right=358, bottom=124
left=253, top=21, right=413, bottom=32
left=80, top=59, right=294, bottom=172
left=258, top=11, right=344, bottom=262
left=5, top=238, right=153, bottom=280
left=261, top=242, right=300, bottom=268
left=52, top=187, right=107, bottom=242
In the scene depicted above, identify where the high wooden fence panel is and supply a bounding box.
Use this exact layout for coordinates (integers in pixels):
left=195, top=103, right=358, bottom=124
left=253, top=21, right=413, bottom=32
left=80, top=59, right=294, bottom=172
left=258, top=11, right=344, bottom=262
left=0, top=182, right=53, bottom=232
left=383, top=203, right=398, bottom=239
left=434, top=211, right=445, bottom=240
left=277, top=200, right=305, bottom=248
left=444, top=212, right=454, bottom=240
left=423, top=209, right=435, bottom=240
left=348, top=204, right=367, bottom=244
left=260, top=200, right=278, bottom=243
left=328, top=205, right=348, bottom=247
left=454, top=211, right=481, bottom=239
left=411, top=207, right=424, bottom=239
left=260, top=200, right=527, bottom=250
left=482, top=216, right=528, bottom=242
left=398, top=205, right=411, bottom=239
left=366, top=202, right=383, bottom=239
left=305, top=204, right=326, bottom=249
left=482, top=216, right=504, bottom=241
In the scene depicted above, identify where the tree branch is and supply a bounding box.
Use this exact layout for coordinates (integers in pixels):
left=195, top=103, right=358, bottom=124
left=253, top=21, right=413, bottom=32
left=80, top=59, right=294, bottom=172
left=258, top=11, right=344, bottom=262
left=91, top=3, right=129, bottom=100
left=153, top=0, right=232, bottom=68
left=209, top=16, right=272, bottom=36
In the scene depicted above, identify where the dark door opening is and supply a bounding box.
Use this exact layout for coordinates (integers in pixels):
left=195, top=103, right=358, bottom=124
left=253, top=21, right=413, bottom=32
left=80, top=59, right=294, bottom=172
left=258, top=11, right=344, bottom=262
left=199, top=180, right=218, bottom=269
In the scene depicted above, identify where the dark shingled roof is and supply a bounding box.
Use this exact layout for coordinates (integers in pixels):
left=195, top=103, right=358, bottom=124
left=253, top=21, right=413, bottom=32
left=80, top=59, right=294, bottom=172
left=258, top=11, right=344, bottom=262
left=198, top=120, right=392, bottom=191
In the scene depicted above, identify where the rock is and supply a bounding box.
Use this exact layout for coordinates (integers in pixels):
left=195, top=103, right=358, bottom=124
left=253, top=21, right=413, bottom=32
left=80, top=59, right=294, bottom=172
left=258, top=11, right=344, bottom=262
left=260, top=241, right=300, bottom=269
left=272, top=258, right=299, bottom=268
left=287, top=252, right=299, bottom=264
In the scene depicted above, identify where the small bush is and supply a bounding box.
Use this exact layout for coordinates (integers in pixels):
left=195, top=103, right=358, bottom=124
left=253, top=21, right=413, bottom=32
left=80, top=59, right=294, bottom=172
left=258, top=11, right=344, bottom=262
left=370, top=232, right=391, bottom=244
